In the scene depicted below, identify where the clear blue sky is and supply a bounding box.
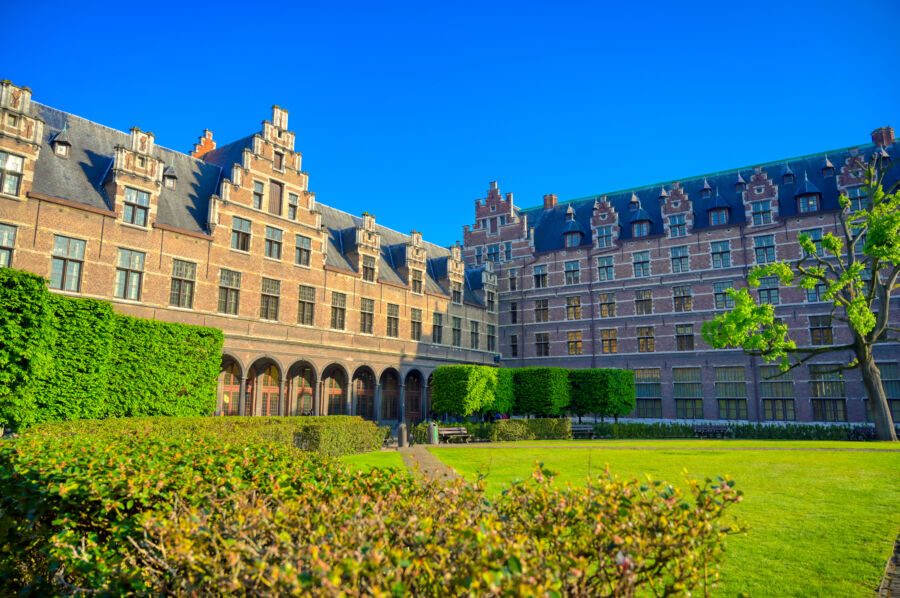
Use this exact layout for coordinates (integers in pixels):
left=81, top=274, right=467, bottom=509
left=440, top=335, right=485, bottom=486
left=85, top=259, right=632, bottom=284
left=4, top=0, right=899, bottom=246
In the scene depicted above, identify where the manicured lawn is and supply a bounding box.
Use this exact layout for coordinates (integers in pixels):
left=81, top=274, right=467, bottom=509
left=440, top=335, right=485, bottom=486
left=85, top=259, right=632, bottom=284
left=340, top=450, right=405, bottom=471
left=456, top=438, right=900, bottom=450
left=430, top=442, right=900, bottom=597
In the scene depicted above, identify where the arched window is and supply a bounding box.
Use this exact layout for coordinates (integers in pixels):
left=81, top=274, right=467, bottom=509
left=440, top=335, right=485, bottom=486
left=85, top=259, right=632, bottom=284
left=405, top=374, right=423, bottom=424
left=354, top=370, right=376, bottom=420
left=257, top=365, right=280, bottom=417
left=381, top=371, right=399, bottom=420
left=295, top=366, right=315, bottom=416
left=326, top=368, right=346, bottom=415
left=221, top=363, right=241, bottom=416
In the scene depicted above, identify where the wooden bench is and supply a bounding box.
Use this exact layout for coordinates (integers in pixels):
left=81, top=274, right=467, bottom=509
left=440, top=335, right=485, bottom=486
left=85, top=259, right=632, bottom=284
left=437, top=426, right=472, bottom=443
left=693, top=424, right=728, bottom=439
left=571, top=424, right=595, bottom=439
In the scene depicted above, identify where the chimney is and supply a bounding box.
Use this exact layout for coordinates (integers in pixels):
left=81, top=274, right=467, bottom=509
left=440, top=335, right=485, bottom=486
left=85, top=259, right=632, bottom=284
left=543, top=193, right=557, bottom=210
left=191, top=129, right=216, bottom=159
left=871, top=126, right=895, bottom=148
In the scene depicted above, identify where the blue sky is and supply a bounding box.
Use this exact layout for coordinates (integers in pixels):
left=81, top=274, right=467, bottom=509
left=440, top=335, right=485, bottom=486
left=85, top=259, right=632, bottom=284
left=5, top=0, right=899, bottom=246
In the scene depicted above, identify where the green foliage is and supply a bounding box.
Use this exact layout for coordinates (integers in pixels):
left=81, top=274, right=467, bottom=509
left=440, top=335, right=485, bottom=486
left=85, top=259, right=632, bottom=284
left=0, top=268, right=55, bottom=429
left=492, top=367, right=515, bottom=414
left=595, top=421, right=696, bottom=439
left=431, top=365, right=498, bottom=416
left=593, top=420, right=895, bottom=441
left=512, top=367, right=570, bottom=416
left=0, top=418, right=743, bottom=596
left=411, top=420, right=492, bottom=443
left=490, top=417, right=572, bottom=441
left=568, top=369, right=607, bottom=416
left=0, top=269, right=224, bottom=428
left=293, top=417, right=388, bottom=456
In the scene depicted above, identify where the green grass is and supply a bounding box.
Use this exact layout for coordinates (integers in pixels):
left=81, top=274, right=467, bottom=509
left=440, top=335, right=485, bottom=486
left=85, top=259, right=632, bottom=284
left=430, top=442, right=900, bottom=597
left=340, top=450, right=405, bottom=471
left=456, top=438, right=900, bottom=449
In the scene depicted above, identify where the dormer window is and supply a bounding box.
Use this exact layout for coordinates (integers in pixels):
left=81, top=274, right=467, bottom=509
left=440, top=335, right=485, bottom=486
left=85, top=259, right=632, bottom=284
left=162, top=164, right=177, bottom=190
left=822, top=157, right=834, bottom=177
left=783, top=169, right=794, bottom=184
left=798, top=194, right=820, bottom=213
left=564, top=232, right=580, bottom=248
left=709, top=208, right=729, bottom=226
left=54, top=143, right=69, bottom=158
left=5, top=114, right=18, bottom=128
left=164, top=176, right=175, bottom=189
left=701, top=183, right=712, bottom=199
left=632, top=221, right=650, bottom=237
left=51, top=125, right=71, bottom=158
left=137, top=156, right=146, bottom=169
left=123, top=187, right=150, bottom=227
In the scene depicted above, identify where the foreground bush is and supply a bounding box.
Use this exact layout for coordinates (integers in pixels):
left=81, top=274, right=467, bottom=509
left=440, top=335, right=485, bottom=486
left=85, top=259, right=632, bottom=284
left=491, top=417, right=572, bottom=441
left=0, top=418, right=743, bottom=597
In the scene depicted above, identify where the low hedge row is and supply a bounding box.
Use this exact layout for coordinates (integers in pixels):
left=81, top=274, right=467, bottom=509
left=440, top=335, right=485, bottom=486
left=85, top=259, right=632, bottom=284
left=0, top=418, right=743, bottom=596
left=594, top=421, right=895, bottom=441
left=490, top=418, right=572, bottom=441
left=294, top=417, right=388, bottom=456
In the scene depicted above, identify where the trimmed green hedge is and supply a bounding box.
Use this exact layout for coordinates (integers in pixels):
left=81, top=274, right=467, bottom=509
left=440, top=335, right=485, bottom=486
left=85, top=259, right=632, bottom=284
left=490, top=418, right=572, bottom=441
left=431, top=365, right=497, bottom=416
left=568, top=368, right=636, bottom=420
left=513, top=368, right=570, bottom=416
left=294, top=417, right=388, bottom=456
left=492, top=367, right=515, bottom=414
left=594, top=421, right=898, bottom=441
left=0, top=268, right=224, bottom=429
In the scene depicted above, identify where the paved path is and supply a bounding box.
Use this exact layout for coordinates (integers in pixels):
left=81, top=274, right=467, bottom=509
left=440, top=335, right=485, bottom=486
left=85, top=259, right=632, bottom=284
left=397, top=445, right=458, bottom=482
left=880, top=533, right=900, bottom=597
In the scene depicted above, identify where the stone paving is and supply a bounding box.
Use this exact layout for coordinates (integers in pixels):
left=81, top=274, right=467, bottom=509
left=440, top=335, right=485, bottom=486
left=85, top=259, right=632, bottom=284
left=397, top=445, right=458, bottom=482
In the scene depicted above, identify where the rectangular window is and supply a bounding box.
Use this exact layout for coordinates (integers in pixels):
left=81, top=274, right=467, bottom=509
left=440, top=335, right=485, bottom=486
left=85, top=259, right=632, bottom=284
left=475, top=247, right=483, bottom=265
left=669, top=215, right=686, bottom=237
left=810, top=315, right=833, bottom=345
left=566, top=296, right=581, bottom=320
left=565, top=232, right=580, bottom=248
left=114, top=248, right=145, bottom=300
left=218, top=269, right=241, bottom=315
left=634, top=369, right=662, bottom=418
left=673, top=286, right=692, bottom=312
left=294, top=235, right=311, bottom=266
left=633, top=251, right=650, bottom=277
left=847, top=186, right=866, bottom=212
left=758, top=276, right=779, bottom=305
left=535, top=332, right=550, bottom=356
left=298, top=285, right=315, bottom=325
left=535, top=299, right=549, bottom=322
left=674, top=367, right=703, bottom=419
left=600, top=329, right=617, bottom=354
left=274, top=151, right=284, bottom=170
left=754, top=235, right=776, bottom=264
left=452, top=317, right=462, bottom=347
left=709, top=209, right=729, bottom=226
left=508, top=268, right=517, bottom=290
left=268, top=181, right=283, bottom=215
left=487, top=324, right=496, bottom=352
left=567, top=331, right=583, bottom=355
left=798, top=194, right=819, bottom=213
left=761, top=365, right=795, bottom=421
left=504, top=242, right=512, bottom=261
left=597, top=225, right=613, bottom=248
left=487, top=291, right=496, bottom=312
left=50, top=235, right=86, bottom=292
left=0, top=223, right=16, bottom=267
left=802, top=228, right=824, bottom=256
left=635, top=289, right=652, bottom=315
left=288, top=193, right=299, bottom=220
left=123, top=187, right=150, bottom=226
left=510, top=334, right=519, bottom=357
left=260, top=277, right=280, bottom=320
left=411, top=308, right=423, bottom=341
left=264, top=226, right=283, bottom=260
left=232, top=217, right=251, bottom=251
left=360, top=255, right=375, bottom=281
left=0, top=151, right=24, bottom=196
left=470, top=320, right=480, bottom=349
left=711, top=241, right=731, bottom=268
left=432, top=312, right=443, bottom=344
left=387, top=303, right=400, bottom=337
left=714, top=281, right=735, bottom=309
left=752, top=201, right=772, bottom=225
left=533, top=264, right=548, bottom=288
left=670, top=246, right=689, bottom=273
left=252, top=181, right=264, bottom=209
left=597, top=256, right=614, bottom=281
left=451, top=282, right=462, bottom=304
left=807, top=282, right=827, bottom=302
left=360, top=297, right=374, bottom=333
left=637, top=326, right=655, bottom=352
left=633, top=221, right=650, bottom=237
left=331, top=292, right=346, bottom=330
left=411, top=270, right=423, bottom=294
left=510, top=301, right=518, bottom=323
left=676, top=324, right=694, bottom=351
left=715, top=367, right=747, bottom=419
left=565, top=260, right=580, bottom=284
left=810, top=364, right=846, bottom=421
left=487, top=244, right=500, bottom=263
left=598, top=292, right=615, bottom=317
left=169, top=259, right=196, bottom=308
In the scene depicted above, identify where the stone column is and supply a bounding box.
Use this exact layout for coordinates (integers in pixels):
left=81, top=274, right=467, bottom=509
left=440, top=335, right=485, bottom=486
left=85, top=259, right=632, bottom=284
left=346, top=379, right=354, bottom=416
left=279, top=377, right=287, bottom=417
left=318, top=381, right=325, bottom=415
left=238, top=377, right=247, bottom=416
left=422, top=381, right=429, bottom=421
left=399, top=382, right=406, bottom=424
left=374, top=383, right=383, bottom=422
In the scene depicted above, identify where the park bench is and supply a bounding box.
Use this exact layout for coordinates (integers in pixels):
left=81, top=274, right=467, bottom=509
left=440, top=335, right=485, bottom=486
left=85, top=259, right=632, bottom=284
left=438, top=426, right=472, bottom=443
left=571, top=424, right=596, bottom=439
left=693, top=424, right=728, bottom=439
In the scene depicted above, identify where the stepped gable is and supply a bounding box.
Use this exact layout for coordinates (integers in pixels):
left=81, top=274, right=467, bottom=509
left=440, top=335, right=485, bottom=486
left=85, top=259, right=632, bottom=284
left=517, top=142, right=898, bottom=251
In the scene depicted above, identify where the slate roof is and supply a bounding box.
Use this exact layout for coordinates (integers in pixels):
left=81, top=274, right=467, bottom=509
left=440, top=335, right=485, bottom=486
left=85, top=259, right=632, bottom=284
left=27, top=102, right=474, bottom=302
left=518, top=142, right=899, bottom=251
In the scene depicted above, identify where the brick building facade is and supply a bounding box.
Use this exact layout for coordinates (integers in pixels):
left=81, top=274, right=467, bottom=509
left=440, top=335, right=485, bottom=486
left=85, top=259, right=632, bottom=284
left=463, top=131, right=899, bottom=424
left=0, top=81, right=499, bottom=425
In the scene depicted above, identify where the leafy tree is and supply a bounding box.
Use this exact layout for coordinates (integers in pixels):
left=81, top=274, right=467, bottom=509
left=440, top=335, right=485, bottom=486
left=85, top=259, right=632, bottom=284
left=702, top=155, right=898, bottom=441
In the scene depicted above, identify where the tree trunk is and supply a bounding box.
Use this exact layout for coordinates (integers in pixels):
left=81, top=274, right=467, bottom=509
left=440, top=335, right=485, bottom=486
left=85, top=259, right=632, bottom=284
left=855, top=343, right=898, bottom=442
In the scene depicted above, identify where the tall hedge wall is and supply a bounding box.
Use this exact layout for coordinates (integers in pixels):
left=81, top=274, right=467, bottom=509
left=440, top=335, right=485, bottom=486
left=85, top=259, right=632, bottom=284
left=568, top=368, right=636, bottom=420
left=0, top=268, right=224, bottom=429
left=431, top=365, right=498, bottom=416
left=512, top=368, right=570, bottom=416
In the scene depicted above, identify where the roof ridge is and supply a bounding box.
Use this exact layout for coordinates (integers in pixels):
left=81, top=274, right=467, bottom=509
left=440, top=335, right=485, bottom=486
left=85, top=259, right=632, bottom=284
left=519, top=141, right=877, bottom=212
left=316, top=202, right=450, bottom=255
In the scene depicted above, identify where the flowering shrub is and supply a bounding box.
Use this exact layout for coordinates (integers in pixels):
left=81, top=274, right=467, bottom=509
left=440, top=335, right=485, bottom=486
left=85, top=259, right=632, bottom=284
left=0, top=418, right=744, bottom=596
